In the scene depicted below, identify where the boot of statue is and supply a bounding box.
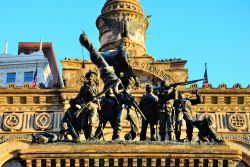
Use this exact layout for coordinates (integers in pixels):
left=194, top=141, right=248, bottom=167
left=150, top=127, right=157, bottom=141
left=168, top=131, right=173, bottom=141
left=112, top=130, right=121, bottom=140
left=87, top=125, right=95, bottom=140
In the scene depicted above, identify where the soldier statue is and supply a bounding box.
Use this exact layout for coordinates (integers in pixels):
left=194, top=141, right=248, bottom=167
left=139, top=84, right=159, bottom=141
left=117, top=83, right=141, bottom=141
left=59, top=99, right=79, bottom=141
left=174, top=90, right=202, bottom=142
left=193, top=116, right=224, bottom=143
left=94, top=89, right=121, bottom=140
left=32, top=132, right=58, bottom=144
left=79, top=32, right=145, bottom=141
left=154, top=81, right=177, bottom=141
left=75, top=70, right=99, bottom=140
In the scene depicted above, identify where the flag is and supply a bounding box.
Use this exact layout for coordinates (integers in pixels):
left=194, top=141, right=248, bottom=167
left=202, top=63, right=208, bottom=87
left=30, top=63, right=37, bottom=88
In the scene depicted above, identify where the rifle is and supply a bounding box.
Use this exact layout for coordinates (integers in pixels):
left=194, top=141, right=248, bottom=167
left=167, top=79, right=203, bottom=88
left=74, top=83, right=114, bottom=118
left=79, top=32, right=145, bottom=120
left=155, top=79, right=203, bottom=94
left=67, top=120, right=79, bottom=139
left=120, top=84, right=147, bottom=121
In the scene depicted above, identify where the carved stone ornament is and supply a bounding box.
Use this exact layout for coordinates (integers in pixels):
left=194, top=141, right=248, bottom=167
left=3, top=113, right=22, bottom=131
left=228, top=113, right=247, bottom=131
left=34, top=112, right=52, bottom=130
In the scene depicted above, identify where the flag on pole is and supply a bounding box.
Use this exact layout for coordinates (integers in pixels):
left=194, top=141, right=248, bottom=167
left=30, top=63, right=38, bottom=88
left=202, top=63, right=208, bottom=87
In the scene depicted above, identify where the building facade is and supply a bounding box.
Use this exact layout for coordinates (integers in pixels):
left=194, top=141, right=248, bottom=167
left=0, top=0, right=249, bottom=166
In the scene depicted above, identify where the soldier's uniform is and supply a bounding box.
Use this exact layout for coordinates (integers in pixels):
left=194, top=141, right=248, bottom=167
left=75, top=72, right=99, bottom=140
left=117, top=90, right=140, bottom=140
left=193, top=116, right=223, bottom=143
left=60, top=99, right=79, bottom=140
left=94, top=90, right=121, bottom=140
left=174, top=91, right=202, bottom=141
left=139, top=85, right=159, bottom=141
left=156, top=83, right=177, bottom=141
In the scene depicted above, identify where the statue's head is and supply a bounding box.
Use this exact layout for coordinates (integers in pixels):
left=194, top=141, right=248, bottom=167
left=178, top=91, right=185, bottom=99
left=69, top=99, right=76, bottom=107
left=85, top=70, right=98, bottom=83
left=60, top=122, right=69, bottom=131
left=160, top=80, right=169, bottom=87
left=146, top=84, right=153, bottom=93
left=38, top=136, right=49, bottom=144
left=204, top=116, right=213, bottom=126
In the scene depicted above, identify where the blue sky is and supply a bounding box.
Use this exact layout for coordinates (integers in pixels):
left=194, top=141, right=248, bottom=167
left=0, top=0, right=249, bottom=87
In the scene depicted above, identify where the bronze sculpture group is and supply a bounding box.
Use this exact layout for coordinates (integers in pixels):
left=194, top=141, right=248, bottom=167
left=31, top=31, right=223, bottom=144
left=56, top=32, right=223, bottom=144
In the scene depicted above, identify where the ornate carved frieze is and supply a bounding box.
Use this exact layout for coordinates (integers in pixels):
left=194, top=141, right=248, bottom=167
left=221, top=134, right=250, bottom=144
left=0, top=134, right=32, bottom=144
left=192, top=105, right=249, bottom=112
left=0, top=105, right=64, bottom=112
left=130, top=61, right=173, bottom=82
left=3, top=113, right=23, bottom=131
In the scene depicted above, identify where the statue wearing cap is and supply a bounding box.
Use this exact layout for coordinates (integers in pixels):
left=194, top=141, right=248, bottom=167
left=75, top=70, right=99, bottom=140
left=174, top=90, right=202, bottom=142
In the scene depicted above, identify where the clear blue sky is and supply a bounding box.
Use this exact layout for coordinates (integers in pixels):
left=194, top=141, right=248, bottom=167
left=0, top=0, right=249, bottom=87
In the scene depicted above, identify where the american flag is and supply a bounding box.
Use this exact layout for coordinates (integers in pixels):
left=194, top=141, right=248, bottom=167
left=30, top=63, right=37, bottom=88
left=202, top=63, right=208, bottom=87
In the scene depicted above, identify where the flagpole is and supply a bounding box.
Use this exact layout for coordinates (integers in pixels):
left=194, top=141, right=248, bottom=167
left=202, top=63, right=208, bottom=88
left=205, top=63, right=208, bottom=82
left=39, top=39, right=43, bottom=51
left=4, top=40, right=8, bottom=54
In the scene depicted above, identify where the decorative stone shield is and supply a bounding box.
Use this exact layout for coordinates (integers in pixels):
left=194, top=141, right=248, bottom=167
left=228, top=113, right=247, bottom=131
left=34, top=112, right=52, bottom=130
left=3, top=113, right=23, bottom=131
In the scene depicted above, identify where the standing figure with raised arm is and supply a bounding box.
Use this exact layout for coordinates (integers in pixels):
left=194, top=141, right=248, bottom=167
left=174, top=89, right=202, bottom=142
left=155, top=81, right=177, bottom=141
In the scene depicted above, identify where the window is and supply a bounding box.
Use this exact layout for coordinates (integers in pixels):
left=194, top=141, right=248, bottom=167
left=224, top=97, right=231, bottom=104
left=6, top=97, right=13, bottom=104
left=211, top=96, right=218, bottom=104
left=33, top=97, right=40, bottom=104
left=6, top=73, right=16, bottom=83
left=237, top=97, right=244, bottom=104
left=20, top=97, right=26, bottom=104
left=46, top=96, right=53, bottom=103
left=24, top=71, right=33, bottom=82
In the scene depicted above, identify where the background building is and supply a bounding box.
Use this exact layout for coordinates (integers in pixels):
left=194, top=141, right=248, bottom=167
left=0, top=42, right=59, bottom=88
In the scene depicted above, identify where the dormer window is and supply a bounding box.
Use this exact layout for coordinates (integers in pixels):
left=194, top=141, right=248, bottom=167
left=6, top=72, right=16, bottom=83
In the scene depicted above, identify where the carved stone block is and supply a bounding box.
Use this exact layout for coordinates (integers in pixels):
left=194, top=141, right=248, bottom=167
left=228, top=113, right=247, bottom=131
left=2, top=113, right=23, bottom=131
left=34, top=112, right=53, bottom=130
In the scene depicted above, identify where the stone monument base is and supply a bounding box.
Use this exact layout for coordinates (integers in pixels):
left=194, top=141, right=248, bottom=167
left=1, top=141, right=243, bottom=167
